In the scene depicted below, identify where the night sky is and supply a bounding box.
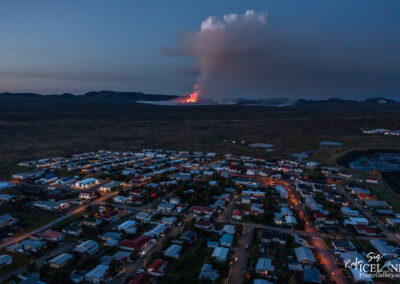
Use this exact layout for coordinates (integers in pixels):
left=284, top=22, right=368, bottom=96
left=1, top=0, right=399, bottom=99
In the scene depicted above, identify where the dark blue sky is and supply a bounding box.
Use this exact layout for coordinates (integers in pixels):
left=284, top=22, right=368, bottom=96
left=1, top=0, right=399, bottom=99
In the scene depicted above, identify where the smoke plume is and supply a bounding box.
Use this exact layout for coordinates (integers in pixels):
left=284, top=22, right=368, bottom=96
left=163, top=10, right=400, bottom=101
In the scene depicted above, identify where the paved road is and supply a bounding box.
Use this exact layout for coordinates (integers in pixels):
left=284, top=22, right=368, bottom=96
left=217, top=196, right=238, bottom=223
left=288, top=186, right=347, bottom=284
left=228, top=226, right=254, bottom=284
left=0, top=191, right=118, bottom=250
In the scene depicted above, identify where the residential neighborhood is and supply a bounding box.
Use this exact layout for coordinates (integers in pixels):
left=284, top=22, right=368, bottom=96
left=0, top=149, right=399, bottom=283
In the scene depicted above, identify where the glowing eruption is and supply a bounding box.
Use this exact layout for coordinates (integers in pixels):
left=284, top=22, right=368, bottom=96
left=180, top=90, right=198, bottom=104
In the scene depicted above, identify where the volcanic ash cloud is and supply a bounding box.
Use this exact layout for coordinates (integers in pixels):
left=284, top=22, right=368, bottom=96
left=163, top=10, right=400, bottom=101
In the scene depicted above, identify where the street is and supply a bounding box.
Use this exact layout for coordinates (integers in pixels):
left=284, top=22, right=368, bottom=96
left=0, top=191, right=118, bottom=250
left=228, top=226, right=254, bottom=284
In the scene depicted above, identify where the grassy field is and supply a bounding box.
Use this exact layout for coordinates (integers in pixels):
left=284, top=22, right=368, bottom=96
left=1, top=102, right=400, bottom=165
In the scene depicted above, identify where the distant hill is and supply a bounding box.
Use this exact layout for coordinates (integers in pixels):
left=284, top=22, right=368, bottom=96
left=0, top=91, right=398, bottom=108
left=0, top=91, right=179, bottom=106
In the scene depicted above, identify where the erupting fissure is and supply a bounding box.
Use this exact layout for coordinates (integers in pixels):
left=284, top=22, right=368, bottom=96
left=180, top=90, right=198, bottom=104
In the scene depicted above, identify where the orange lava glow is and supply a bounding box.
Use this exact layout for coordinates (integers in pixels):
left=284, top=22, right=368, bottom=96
left=180, top=91, right=198, bottom=104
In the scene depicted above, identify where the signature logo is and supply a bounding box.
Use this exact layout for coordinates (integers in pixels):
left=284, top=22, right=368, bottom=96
left=344, top=252, right=400, bottom=279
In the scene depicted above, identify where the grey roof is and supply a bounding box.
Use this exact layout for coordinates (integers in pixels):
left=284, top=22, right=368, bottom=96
left=85, top=264, right=109, bottom=279
left=49, top=253, right=74, bottom=265
left=295, top=247, right=316, bottom=263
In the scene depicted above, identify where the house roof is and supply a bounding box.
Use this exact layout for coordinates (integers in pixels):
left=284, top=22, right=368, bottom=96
left=119, top=236, right=151, bottom=250
left=149, top=258, right=167, bottom=271
left=256, top=258, right=274, bottom=272
left=85, top=264, right=109, bottom=279
left=212, top=247, right=229, bottom=260
left=42, top=230, right=63, bottom=239
left=220, top=234, right=233, bottom=244
left=49, top=253, right=73, bottom=265
left=233, top=209, right=244, bottom=216
left=295, top=247, right=316, bottom=263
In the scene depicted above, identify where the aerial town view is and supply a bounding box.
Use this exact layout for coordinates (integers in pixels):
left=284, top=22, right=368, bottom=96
left=1, top=1, right=400, bottom=284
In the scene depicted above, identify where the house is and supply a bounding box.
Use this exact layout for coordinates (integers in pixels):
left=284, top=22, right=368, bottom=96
left=357, top=193, right=377, bottom=201
left=261, top=231, right=286, bottom=245
left=0, top=255, right=12, bottom=268
left=117, top=220, right=137, bottom=234
left=341, top=207, right=359, bottom=216
left=369, top=239, right=399, bottom=259
left=387, top=218, right=400, bottom=227
left=119, top=236, right=152, bottom=252
left=74, top=178, right=99, bottom=189
left=190, top=205, right=216, bottom=215
left=242, top=190, right=265, bottom=197
left=164, top=244, right=182, bottom=259
left=344, top=217, right=369, bottom=226
left=32, top=200, right=69, bottom=211
left=219, top=234, right=233, bottom=247
left=295, top=247, right=316, bottom=264
left=288, top=262, right=303, bottom=271
left=285, top=215, right=297, bottom=226
left=39, top=173, right=58, bottom=184
left=169, top=196, right=181, bottom=205
left=314, top=212, right=327, bottom=222
left=100, top=232, right=123, bottom=241
left=233, top=178, right=260, bottom=188
left=365, top=200, right=391, bottom=209
left=12, top=172, right=33, bottom=180
left=75, top=240, right=99, bottom=255
left=161, top=217, right=177, bottom=226
left=332, top=240, right=356, bottom=252
left=102, top=210, right=121, bottom=222
left=42, top=230, right=64, bottom=242
left=256, top=258, right=274, bottom=275
left=0, top=181, right=16, bottom=190
left=148, top=259, right=168, bottom=277
left=144, top=224, right=167, bottom=238
left=158, top=203, right=175, bottom=213
left=366, top=177, right=379, bottom=184
left=233, top=210, right=244, bottom=220
left=179, top=230, right=196, bottom=244
left=0, top=213, right=18, bottom=228
left=99, top=181, right=122, bottom=192
left=62, top=223, right=83, bottom=237
left=242, top=196, right=251, bottom=204
left=49, top=253, right=74, bottom=269
left=113, top=196, right=131, bottom=204
left=21, top=239, right=47, bottom=253
left=194, top=220, right=214, bottom=231
left=136, top=212, right=152, bottom=223
left=81, top=217, right=102, bottom=228
left=55, top=176, right=76, bottom=185
left=354, top=225, right=376, bottom=236
left=212, top=247, right=229, bottom=263
left=79, top=191, right=96, bottom=200
left=199, top=264, right=220, bottom=282
left=176, top=203, right=186, bottom=213
left=85, top=264, right=109, bottom=284
left=112, top=250, right=132, bottom=263
left=0, top=194, right=15, bottom=203
left=222, top=225, right=235, bottom=235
